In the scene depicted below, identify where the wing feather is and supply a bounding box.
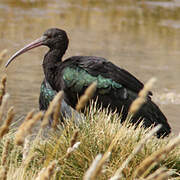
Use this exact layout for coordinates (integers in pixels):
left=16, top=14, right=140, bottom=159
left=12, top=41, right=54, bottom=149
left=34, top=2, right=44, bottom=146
left=62, top=56, right=152, bottom=96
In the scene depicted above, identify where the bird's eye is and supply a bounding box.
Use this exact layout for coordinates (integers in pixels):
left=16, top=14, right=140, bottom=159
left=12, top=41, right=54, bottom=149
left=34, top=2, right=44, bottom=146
left=44, top=33, right=52, bottom=38
left=47, top=34, right=52, bottom=38
left=58, top=35, right=62, bottom=38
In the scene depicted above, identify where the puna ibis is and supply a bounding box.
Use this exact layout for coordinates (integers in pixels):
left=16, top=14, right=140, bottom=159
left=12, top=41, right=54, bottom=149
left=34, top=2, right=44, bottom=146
left=39, top=78, right=82, bottom=124
left=5, top=28, right=171, bottom=137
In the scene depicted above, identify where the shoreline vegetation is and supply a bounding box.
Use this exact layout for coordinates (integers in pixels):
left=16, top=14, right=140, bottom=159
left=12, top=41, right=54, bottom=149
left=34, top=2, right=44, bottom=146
left=0, top=49, right=179, bottom=179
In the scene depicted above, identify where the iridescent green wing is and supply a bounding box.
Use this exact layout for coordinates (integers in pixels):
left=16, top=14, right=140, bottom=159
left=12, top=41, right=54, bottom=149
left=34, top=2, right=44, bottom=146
left=63, top=66, right=125, bottom=96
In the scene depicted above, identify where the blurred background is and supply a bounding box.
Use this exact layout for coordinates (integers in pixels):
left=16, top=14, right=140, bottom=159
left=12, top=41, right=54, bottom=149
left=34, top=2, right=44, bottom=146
left=0, top=0, right=180, bottom=134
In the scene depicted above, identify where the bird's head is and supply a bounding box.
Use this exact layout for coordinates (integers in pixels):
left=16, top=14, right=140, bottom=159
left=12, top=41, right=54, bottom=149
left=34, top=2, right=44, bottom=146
left=5, top=28, right=69, bottom=68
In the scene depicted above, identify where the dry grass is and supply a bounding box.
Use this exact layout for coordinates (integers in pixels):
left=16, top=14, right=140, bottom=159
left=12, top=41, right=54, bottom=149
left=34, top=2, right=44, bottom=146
left=0, top=96, right=179, bottom=179
left=76, top=82, right=97, bottom=112
left=0, top=50, right=179, bottom=179
left=41, top=91, right=64, bottom=128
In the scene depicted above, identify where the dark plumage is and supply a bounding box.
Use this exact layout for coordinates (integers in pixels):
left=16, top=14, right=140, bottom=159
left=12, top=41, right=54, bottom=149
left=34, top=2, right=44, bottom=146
left=39, top=78, right=82, bottom=124
left=6, top=28, right=171, bottom=137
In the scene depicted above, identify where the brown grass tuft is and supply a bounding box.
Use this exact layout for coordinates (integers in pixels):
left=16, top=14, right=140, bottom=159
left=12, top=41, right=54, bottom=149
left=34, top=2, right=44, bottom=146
left=87, top=152, right=111, bottom=180
left=24, top=109, right=35, bottom=122
left=0, top=166, right=8, bottom=180
left=134, top=134, right=180, bottom=178
left=22, top=138, right=30, bottom=161
left=0, top=75, right=7, bottom=106
left=0, top=94, right=9, bottom=123
left=23, top=151, right=38, bottom=167
left=70, top=129, right=79, bottom=147
left=59, top=130, right=81, bottom=162
left=83, top=154, right=103, bottom=180
left=154, top=170, right=174, bottom=180
left=41, top=91, right=64, bottom=128
left=76, top=82, right=97, bottom=112
left=129, top=77, right=156, bottom=115
left=110, top=125, right=162, bottom=180
left=15, top=111, right=43, bottom=145
left=1, top=140, right=10, bottom=166
left=0, top=107, right=15, bottom=139
left=145, top=168, right=169, bottom=180
left=52, top=91, right=64, bottom=129
left=35, top=160, right=57, bottom=180
left=0, top=49, right=8, bottom=67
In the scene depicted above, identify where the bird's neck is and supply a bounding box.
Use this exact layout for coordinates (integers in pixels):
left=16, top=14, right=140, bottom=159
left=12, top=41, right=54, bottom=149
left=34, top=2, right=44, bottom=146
left=43, top=49, right=64, bottom=65
left=43, top=49, right=63, bottom=89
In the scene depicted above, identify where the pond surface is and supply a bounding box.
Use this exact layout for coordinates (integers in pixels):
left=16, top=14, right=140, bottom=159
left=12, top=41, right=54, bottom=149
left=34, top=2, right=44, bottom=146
left=0, top=0, right=180, bottom=134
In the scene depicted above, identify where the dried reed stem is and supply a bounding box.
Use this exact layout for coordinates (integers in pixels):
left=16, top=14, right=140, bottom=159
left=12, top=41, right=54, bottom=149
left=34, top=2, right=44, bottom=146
left=23, top=152, right=38, bottom=167
left=83, top=154, right=103, bottom=180
left=70, top=129, right=79, bottom=147
left=0, top=49, right=8, bottom=60
left=24, top=109, right=35, bottom=122
left=110, top=125, right=162, bottom=180
left=59, top=141, right=81, bottom=163
left=129, top=78, right=156, bottom=114
left=139, top=78, right=156, bottom=98
left=60, top=143, right=80, bottom=163
left=15, top=111, right=43, bottom=145
left=15, top=109, right=35, bottom=137
left=87, top=151, right=111, bottom=180
left=65, top=130, right=80, bottom=159
left=0, top=75, right=7, bottom=106
left=155, top=170, right=174, bottom=180
left=41, top=91, right=63, bottom=128
left=0, top=49, right=8, bottom=66
left=0, top=107, right=14, bottom=139
left=1, top=140, right=10, bottom=166
left=0, top=166, right=8, bottom=180
left=0, top=94, right=9, bottom=123
left=88, top=120, right=131, bottom=180
left=76, top=82, right=97, bottom=112
left=22, top=138, right=30, bottom=161
left=134, top=133, right=180, bottom=178
left=146, top=168, right=167, bottom=180
left=35, top=160, right=57, bottom=180
left=52, top=91, right=63, bottom=129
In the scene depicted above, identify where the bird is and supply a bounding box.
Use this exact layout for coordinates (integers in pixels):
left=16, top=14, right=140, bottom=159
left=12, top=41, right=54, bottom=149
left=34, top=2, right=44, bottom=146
left=5, top=28, right=171, bottom=137
left=39, top=78, right=82, bottom=125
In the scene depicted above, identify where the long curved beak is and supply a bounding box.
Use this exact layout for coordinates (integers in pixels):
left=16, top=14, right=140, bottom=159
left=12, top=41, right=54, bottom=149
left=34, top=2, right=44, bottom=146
left=5, top=36, right=46, bottom=68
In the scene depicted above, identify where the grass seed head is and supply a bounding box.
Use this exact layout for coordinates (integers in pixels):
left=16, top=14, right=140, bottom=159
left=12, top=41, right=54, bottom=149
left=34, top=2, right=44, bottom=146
left=70, top=129, right=79, bottom=147
left=41, top=91, right=63, bottom=128
left=0, top=107, right=14, bottom=139
left=52, top=91, right=64, bottom=129
left=111, top=125, right=162, bottom=180
left=139, top=77, right=156, bottom=98
left=36, top=160, right=57, bottom=180
left=15, top=111, right=43, bottom=145
left=22, top=138, right=30, bottom=161
left=0, top=166, right=8, bottom=180
left=0, top=49, right=8, bottom=67
left=76, top=82, right=97, bottom=112
left=1, top=140, right=10, bottom=166
left=83, top=154, right=103, bottom=180
left=155, top=170, right=174, bottom=180
left=134, top=134, right=180, bottom=178
left=0, top=49, right=8, bottom=61
left=0, top=75, right=7, bottom=106
left=0, top=94, right=9, bottom=123
left=24, top=109, right=35, bottom=122
left=146, top=168, right=167, bottom=180
left=129, top=78, right=156, bottom=115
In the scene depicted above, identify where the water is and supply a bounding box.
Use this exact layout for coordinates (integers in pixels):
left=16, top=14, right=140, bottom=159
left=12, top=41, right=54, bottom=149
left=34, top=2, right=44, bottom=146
left=0, top=0, right=180, bottom=134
